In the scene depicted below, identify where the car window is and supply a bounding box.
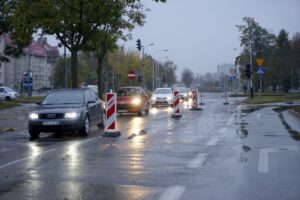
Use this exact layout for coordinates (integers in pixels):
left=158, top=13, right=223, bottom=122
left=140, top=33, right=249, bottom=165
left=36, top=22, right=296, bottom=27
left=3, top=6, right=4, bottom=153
left=0, top=88, right=4, bottom=92
left=154, top=88, right=172, bottom=94
left=118, top=88, right=139, bottom=96
left=86, top=90, right=96, bottom=102
left=42, top=91, right=84, bottom=105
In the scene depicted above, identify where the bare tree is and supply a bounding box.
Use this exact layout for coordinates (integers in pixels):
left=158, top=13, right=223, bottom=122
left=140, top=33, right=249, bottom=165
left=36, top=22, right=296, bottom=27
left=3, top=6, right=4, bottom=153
left=181, top=68, right=194, bottom=87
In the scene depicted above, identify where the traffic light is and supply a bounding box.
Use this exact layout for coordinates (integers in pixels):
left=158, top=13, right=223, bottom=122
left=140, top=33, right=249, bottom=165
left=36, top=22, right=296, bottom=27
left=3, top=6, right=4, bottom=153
left=138, top=76, right=142, bottom=83
left=162, top=75, right=166, bottom=83
left=244, top=64, right=251, bottom=79
left=136, top=39, right=141, bottom=51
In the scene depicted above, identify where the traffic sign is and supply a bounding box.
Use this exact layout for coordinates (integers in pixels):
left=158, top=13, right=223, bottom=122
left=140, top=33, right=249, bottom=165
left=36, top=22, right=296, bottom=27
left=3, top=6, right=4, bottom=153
left=256, top=67, right=264, bottom=74
left=256, top=58, right=264, bottom=66
left=127, top=71, right=136, bottom=79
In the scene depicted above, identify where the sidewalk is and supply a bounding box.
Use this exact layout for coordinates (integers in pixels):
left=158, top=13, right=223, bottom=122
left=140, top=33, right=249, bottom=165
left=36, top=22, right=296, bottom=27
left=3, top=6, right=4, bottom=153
left=0, top=103, right=36, bottom=134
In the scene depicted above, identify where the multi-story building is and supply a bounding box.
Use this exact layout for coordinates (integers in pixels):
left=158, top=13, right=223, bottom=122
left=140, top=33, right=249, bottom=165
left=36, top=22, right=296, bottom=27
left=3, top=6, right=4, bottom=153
left=0, top=34, right=59, bottom=90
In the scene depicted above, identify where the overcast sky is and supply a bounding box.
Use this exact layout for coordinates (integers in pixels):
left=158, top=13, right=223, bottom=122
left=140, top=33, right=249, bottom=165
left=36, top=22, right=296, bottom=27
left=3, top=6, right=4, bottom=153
left=119, top=0, right=300, bottom=75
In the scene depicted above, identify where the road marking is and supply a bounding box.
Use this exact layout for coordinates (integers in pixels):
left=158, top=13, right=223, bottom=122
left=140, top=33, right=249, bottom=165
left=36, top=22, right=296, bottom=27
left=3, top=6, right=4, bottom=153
left=226, top=114, right=235, bottom=125
left=206, top=138, right=219, bottom=146
left=187, top=153, right=208, bottom=168
left=258, top=149, right=269, bottom=173
left=258, top=146, right=300, bottom=173
left=0, top=148, right=12, bottom=152
left=0, top=136, right=104, bottom=169
left=158, top=185, right=185, bottom=200
left=0, top=148, right=56, bottom=169
left=218, top=127, right=228, bottom=134
left=256, top=113, right=262, bottom=120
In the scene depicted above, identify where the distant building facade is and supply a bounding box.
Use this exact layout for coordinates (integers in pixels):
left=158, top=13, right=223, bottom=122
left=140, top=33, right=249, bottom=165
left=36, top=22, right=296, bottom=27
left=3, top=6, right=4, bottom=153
left=0, top=34, right=59, bottom=90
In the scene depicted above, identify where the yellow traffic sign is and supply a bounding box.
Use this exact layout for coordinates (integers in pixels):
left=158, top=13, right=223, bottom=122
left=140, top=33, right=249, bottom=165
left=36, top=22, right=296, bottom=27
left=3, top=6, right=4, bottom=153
left=256, top=58, right=264, bottom=66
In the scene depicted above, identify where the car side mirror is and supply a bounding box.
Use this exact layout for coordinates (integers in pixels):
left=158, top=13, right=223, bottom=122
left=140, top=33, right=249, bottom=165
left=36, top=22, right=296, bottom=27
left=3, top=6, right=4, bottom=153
left=36, top=101, right=41, bottom=105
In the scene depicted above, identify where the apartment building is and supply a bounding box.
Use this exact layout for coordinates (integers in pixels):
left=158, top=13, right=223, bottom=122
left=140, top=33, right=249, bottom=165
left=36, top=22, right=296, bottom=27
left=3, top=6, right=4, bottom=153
left=0, top=34, right=59, bottom=90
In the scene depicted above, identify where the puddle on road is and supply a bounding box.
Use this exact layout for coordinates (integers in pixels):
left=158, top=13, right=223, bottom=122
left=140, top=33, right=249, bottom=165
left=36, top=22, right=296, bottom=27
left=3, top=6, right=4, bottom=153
left=236, top=129, right=248, bottom=139
left=241, top=106, right=263, bottom=114
left=273, top=106, right=300, bottom=141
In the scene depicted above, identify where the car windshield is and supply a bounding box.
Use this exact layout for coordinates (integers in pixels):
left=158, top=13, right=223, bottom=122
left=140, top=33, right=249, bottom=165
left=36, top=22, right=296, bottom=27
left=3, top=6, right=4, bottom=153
left=118, top=88, right=139, bottom=96
left=154, top=88, right=172, bottom=94
left=4, top=87, right=14, bottom=92
left=42, top=91, right=84, bottom=105
left=177, top=88, right=187, bottom=93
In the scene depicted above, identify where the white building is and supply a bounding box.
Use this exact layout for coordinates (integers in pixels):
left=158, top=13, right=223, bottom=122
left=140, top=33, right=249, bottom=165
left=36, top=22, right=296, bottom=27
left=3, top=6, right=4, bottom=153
left=0, top=34, right=59, bottom=90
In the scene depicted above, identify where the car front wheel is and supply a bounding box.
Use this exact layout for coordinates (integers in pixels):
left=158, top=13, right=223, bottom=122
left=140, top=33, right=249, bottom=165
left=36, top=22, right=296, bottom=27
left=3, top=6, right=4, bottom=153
left=80, top=116, right=90, bottom=136
left=29, top=129, right=40, bottom=140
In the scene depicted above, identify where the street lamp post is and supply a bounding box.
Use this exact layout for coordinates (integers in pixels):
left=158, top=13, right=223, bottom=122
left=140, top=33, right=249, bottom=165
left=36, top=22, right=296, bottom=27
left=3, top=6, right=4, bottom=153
left=249, top=38, right=254, bottom=99
left=141, top=44, right=154, bottom=89
left=156, top=56, right=168, bottom=88
left=152, top=50, right=168, bottom=91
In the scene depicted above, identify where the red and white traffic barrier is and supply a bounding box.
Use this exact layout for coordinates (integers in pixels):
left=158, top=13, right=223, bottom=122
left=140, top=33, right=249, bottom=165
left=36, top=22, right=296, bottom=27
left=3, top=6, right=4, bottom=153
left=190, top=88, right=202, bottom=111
left=103, top=92, right=121, bottom=137
left=171, top=90, right=182, bottom=118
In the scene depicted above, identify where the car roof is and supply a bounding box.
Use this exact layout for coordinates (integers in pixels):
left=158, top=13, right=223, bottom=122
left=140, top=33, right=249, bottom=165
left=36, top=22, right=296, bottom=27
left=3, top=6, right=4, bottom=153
left=119, top=86, right=142, bottom=89
left=50, top=88, right=90, bottom=93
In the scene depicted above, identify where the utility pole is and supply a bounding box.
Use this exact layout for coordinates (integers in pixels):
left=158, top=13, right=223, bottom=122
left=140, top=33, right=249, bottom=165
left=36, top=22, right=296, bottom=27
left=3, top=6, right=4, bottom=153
left=249, top=38, right=254, bottom=99
left=64, top=45, right=67, bottom=88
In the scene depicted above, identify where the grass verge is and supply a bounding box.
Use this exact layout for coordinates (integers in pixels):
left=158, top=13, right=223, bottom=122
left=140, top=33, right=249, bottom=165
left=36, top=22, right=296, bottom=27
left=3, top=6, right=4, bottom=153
left=292, top=106, right=300, bottom=115
left=243, top=94, right=300, bottom=104
left=0, top=101, right=20, bottom=110
left=15, top=96, right=44, bottom=104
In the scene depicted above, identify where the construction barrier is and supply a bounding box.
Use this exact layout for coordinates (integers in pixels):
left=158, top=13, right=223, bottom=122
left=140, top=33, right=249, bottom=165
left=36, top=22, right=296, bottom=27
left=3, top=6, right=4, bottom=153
left=190, top=88, right=202, bottom=111
left=103, top=92, right=121, bottom=137
left=171, top=90, right=182, bottom=118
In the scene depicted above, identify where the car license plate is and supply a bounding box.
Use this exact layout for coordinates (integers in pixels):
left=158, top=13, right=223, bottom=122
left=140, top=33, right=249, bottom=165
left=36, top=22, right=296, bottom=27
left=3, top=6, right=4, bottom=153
left=118, top=110, right=128, bottom=113
left=43, top=121, right=60, bottom=126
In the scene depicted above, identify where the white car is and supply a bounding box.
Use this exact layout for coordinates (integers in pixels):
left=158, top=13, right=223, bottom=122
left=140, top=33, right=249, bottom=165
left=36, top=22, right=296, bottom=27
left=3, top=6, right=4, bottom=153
left=151, top=88, right=173, bottom=106
left=0, top=87, right=20, bottom=101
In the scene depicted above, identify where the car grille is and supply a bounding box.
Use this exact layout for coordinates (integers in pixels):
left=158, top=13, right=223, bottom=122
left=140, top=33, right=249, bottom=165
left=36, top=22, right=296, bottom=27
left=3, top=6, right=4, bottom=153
left=39, top=113, right=65, bottom=119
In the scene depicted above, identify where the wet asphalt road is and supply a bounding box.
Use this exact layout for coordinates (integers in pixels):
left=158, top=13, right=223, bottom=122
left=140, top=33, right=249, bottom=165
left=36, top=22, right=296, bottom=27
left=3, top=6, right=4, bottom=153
left=0, top=93, right=300, bottom=200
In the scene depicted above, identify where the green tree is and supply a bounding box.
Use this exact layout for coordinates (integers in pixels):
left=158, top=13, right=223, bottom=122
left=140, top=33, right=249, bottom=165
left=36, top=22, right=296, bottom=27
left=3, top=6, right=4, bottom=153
left=181, top=68, right=194, bottom=87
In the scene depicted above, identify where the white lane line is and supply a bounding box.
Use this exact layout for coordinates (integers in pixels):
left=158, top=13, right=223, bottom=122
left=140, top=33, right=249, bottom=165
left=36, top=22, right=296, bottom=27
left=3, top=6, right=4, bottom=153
left=0, top=136, right=104, bottom=169
left=217, top=127, right=228, bottom=134
left=258, top=146, right=300, bottom=173
left=258, top=149, right=269, bottom=173
left=205, top=138, right=219, bottom=146
left=256, top=113, right=262, bottom=120
left=0, top=148, right=56, bottom=169
left=158, top=185, right=186, bottom=200
left=226, top=114, right=235, bottom=125
left=187, top=153, right=208, bottom=168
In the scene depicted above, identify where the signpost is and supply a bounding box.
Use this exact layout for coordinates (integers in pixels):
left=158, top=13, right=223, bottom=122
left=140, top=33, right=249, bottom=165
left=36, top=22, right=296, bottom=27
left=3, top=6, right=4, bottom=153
left=128, top=71, right=136, bottom=79
left=256, top=58, right=264, bottom=97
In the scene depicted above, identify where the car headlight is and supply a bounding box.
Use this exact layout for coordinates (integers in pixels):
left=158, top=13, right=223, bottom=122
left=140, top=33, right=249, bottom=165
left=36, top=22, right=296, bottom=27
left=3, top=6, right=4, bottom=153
left=188, top=92, right=192, bottom=96
left=151, top=96, right=156, bottom=101
left=65, top=112, right=80, bottom=119
left=29, top=113, right=39, bottom=119
left=167, top=96, right=172, bottom=100
left=132, top=98, right=141, bottom=105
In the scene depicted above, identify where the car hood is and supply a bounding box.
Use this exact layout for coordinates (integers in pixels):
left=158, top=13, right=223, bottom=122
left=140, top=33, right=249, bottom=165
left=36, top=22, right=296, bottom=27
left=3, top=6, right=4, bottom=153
left=32, top=104, right=85, bottom=114
left=152, top=93, right=172, bottom=98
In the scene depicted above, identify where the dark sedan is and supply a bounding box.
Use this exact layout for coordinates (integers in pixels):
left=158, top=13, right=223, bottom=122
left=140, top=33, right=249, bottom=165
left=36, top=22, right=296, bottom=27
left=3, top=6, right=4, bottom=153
left=28, top=89, right=105, bottom=139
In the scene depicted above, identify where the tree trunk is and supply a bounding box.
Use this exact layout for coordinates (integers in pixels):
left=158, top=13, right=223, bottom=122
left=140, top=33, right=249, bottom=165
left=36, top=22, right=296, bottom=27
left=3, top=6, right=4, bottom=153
left=71, top=50, right=78, bottom=88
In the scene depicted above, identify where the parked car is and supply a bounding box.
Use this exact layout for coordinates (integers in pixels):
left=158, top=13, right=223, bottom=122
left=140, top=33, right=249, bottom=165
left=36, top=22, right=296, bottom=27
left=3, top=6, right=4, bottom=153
left=0, top=93, right=4, bottom=101
left=117, top=86, right=150, bottom=115
left=0, top=87, right=19, bottom=101
left=28, top=88, right=105, bottom=139
left=151, top=87, right=173, bottom=107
